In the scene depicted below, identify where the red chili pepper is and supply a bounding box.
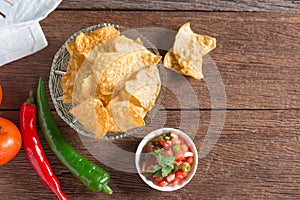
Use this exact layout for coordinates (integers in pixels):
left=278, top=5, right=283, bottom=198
left=20, top=91, right=68, bottom=200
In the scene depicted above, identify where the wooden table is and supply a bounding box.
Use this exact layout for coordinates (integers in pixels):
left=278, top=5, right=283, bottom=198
left=1, top=1, right=300, bottom=199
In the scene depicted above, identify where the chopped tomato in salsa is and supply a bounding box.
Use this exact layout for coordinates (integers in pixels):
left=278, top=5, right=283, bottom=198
left=140, top=132, right=194, bottom=187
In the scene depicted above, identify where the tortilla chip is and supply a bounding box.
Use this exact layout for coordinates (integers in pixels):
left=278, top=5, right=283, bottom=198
left=61, top=42, right=86, bottom=104
left=114, top=35, right=146, bottom=52
left=109, top=100, right=145, bottom=131
left=118, top=90, right=142, bottom=108
left=94, top=49, right=161, bottom=95
left=71, top=60, right=96, bottom=104
left=62, top=26, right=162, bottom=137
left=75, top=26, right=120, bottom=55
left=106, top=100, right=123, bottom=132
left=163, top=22, right=216, bottom=80
left=70, top=98, right=109, bottom=139
left=134, top=37, right=143, bottom=45
left=61, top=27, right=120, bottom=104
left=164, top=50, right=202, bottom=79
left=95, top=86, right=112, bottom=106
left=125, top=65, right=161, bottom=110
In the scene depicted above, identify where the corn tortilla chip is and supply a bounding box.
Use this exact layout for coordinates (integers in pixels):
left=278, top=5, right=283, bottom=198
left=92, top=49, right=161, bottom=95
left=106, top=100, right=123, bottom=132
left=75, top=26, right=120, bottom=55
left=70, top=98, right=109, bottom=139
left=164, top=50, right=203, bottom=79
left=163, top=22, right=216, bottom=80
left=62, top=26, right=162, bottom=138
left=61, top=42, right=85, bottom=104
left=125, top=65, right=161, bottom=110
left=61, top=26, right=120, bottom=104
left=109, top=100, right=145, bottom=131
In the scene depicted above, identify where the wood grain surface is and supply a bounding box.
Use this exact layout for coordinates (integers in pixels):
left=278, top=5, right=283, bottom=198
left=1, top=2, right=300, bottom=200
left=0, top=109, right=299, bottom=199
left=59, top=0, right=300, bottom=11
left=1, top=12, right=300, bottom=109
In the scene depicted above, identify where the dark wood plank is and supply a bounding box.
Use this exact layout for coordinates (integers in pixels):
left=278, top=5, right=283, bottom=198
left=0, top=109, right=299, bottom=199
left=59, top=0, right=300, bottom=12
left=0, top=11, right=299, bottom=109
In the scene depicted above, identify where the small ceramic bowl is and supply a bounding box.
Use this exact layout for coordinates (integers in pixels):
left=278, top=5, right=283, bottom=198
left=135, top=128, right=198, bottom=191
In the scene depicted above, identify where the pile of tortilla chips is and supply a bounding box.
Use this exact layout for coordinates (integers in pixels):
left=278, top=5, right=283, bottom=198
left=61, top=26, right=162, bottom=139
left=61, top=23, right=216, bottom=139
left=163, top=22, right=216, bottom=80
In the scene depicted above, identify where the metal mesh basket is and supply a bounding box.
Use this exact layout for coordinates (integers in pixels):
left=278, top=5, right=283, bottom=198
left=49, top=23, right=165, bottom=140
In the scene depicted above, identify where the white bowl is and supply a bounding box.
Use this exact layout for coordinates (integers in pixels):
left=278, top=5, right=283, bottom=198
left=135, top=128, right=198, bottom=191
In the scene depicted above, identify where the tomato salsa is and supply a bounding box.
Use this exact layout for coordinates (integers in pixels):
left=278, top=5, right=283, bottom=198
left=140, top=132, right=195, bottom=187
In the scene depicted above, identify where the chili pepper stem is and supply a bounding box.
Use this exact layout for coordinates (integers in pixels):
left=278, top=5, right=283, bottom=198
left=25, top=90, right=34, bottom=104
left=102, top=185, right=113, bottom=195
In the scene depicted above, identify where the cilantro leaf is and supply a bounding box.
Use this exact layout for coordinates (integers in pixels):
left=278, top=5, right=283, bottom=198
left=153, top=147, right=161, bottom=154
left=155, top=152, right=175, bottom=167
left=161, top=165, right=174, bottom=177
left=150, top=164, right=162, bottom=172
left=144, top=164, right=162, bottom=176
left=150, top=150, right=175, bottom=178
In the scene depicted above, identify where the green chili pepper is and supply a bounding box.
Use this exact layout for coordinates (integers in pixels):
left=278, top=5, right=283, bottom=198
left=36, top=77, right=112, bottom=194
left=147, top=142, right=153, bottom=146
left=164, top=136, right=171, bottom=140
left=171, top=143, right=181, bottom=153
left=181, top=162, right=191, bottom=173
left=172, top=165, right=179, bottom=172
left=153, top=135, right=163, bottom=142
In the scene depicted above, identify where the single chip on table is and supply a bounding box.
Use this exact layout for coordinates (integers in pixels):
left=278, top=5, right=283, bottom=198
left=163, top=22, right=216, bottom=80
left=69, top=98, right=109, bottom=139
left=164, top=50, right=202, bottom=79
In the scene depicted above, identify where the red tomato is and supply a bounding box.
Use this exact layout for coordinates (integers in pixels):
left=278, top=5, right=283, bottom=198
left=175, top=170, right=188, bottom=180
left=171, top=137, right=178, bottom=144
left=147, top=144, right=155, bottom=152
left=171, top=178, right=180, bottom=186
left=153, top=176, right=163, bottom=185
left=0, top=117, right=22, bottom=166
left=158, top=180, right=168, bottom=187
left=175, top=161, right=182, bottom=167
left=159, top=139, right=168, bottom=147
left=163, top=149, right=173, bottom=156
left=180, top=143, right=188, bottom=153
left=166, top=173, right=175, bottom=183
left=186, top=157, right=194, bottom=165
left=175, top=152, right=184, bottom=161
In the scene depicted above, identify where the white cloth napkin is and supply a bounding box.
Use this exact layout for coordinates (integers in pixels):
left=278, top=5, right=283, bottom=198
left=0, top=0, right=62, bottom=66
